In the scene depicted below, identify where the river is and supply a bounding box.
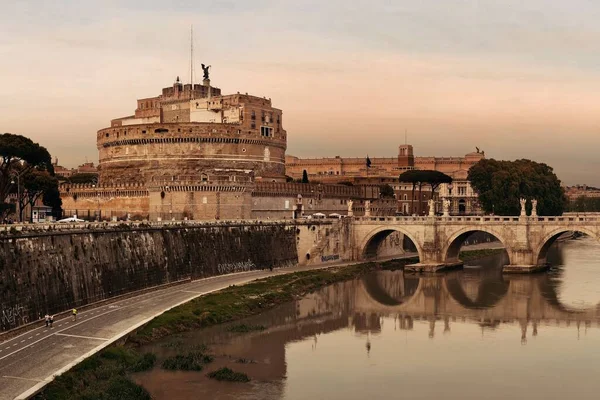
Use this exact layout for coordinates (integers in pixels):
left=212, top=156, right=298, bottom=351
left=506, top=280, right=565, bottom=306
left=134, top=237, right=600, bottom=399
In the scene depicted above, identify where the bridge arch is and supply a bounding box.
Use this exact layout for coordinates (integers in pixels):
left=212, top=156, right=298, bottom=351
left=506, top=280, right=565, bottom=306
left=358, top=226, right=423, bottom=262
left=442, top=226, right=510, bottom=264
left=535, top=227, right=600, bottom=265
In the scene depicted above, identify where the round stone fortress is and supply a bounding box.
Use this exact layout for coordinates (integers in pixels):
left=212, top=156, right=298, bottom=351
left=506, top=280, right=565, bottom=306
left=97, top=77, right=287, bottom=187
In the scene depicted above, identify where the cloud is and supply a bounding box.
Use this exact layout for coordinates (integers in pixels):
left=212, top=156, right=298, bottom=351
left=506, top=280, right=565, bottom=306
left=2, top=1, right=600, bottom=185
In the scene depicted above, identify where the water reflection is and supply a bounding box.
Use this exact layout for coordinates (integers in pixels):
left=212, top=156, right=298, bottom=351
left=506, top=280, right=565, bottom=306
left=136, top=238, right=600, bottom=400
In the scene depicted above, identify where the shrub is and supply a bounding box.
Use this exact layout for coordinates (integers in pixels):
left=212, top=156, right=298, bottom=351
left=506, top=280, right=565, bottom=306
left=207, top=367, right=250, bottom=382
left=161, top=351, right=214, bottom=371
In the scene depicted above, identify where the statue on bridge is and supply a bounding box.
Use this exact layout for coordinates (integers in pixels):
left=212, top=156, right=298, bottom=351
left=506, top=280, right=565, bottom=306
left=443, top=198, right=450, bottom=217
left=364, top=200, right=371, bottom=217
left=428, top=199, right=435, bottom=217
left=347, top=199, right=354, bottom=217
left=520, top=198, right=527, bottom=217
left=531, top=199, right=538, bottom=217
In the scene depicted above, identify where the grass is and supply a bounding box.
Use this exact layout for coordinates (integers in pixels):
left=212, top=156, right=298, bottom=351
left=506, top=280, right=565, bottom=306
left=161, top=351, right=214, bottom=371
left=227, top=324, right=266, bottom=333
left=207, top=367, right=250, bottom=382
left=35, top=347, right=155, bottom=400
left=128, top=261, right=385, bottom=345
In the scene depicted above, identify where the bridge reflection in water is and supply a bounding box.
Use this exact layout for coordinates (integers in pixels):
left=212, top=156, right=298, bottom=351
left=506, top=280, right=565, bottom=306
left=138, top=242, right=600, bottom=400
left=299, top=265, right=599, bottom=345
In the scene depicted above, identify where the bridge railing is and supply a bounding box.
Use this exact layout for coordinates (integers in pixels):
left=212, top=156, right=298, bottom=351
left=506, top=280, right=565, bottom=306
left=0, top=219, right=331, bottom=235
left=353, top=215, right=600, bottom=223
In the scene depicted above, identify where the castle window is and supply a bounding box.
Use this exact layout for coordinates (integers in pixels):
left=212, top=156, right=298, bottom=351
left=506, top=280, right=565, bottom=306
left=201, top=174, right=209, bottom=182
left=251, top=122, right=256, bottom=129
left=260, top=126, right=273, bottom=137
left=155, top=128, right=169, bottom=133
left=251, top=111, right=256, bottom=120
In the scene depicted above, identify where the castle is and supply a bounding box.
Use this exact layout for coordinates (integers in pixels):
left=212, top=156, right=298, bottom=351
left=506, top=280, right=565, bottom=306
left=60, top=73, right=484, bottom=220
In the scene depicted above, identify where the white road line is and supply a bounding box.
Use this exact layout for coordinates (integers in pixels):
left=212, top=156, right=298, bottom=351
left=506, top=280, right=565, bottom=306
left=35, top=333, right=40, bottom=336
left=2, top=376, right=44, bottom=383
left=27, top=337, right=32, bottom=340
left=0, top=307, right=122, bottom=362
left=55, top=333, right=109, bottom=341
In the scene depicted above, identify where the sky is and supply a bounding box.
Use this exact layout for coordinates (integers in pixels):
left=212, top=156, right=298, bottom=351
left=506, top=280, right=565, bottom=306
left=2, top=0, right=600, bottom=185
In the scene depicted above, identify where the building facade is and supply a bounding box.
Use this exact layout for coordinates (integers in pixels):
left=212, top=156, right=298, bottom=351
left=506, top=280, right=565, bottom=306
left=286, top=145, right=484, bottom=215
left=60, top=73, right=485, bottom=221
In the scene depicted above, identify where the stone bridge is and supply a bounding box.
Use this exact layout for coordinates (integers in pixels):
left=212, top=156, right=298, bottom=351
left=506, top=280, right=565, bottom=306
left=351, top=214, right=600, bottom=273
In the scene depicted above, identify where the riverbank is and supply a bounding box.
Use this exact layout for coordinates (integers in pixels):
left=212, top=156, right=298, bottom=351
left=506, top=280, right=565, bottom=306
left=36, top=248, right=504, bottom=399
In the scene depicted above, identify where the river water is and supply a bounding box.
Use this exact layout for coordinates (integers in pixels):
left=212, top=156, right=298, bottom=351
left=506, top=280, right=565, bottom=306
left=135, top=237, right=600, bottom=400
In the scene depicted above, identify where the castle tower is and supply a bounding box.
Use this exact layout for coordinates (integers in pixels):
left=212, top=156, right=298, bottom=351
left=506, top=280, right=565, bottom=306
left=398, top=144, right=414, bottom=167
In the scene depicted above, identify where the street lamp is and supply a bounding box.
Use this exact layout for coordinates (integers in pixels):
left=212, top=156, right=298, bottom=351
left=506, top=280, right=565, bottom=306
left=10, top=172, right=24, bottom=223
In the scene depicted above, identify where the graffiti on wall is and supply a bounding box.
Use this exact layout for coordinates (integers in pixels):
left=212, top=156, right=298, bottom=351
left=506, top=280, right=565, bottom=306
left=1, top=304, right=28, bottom=330
left=321, top=254, right=340, bottom=263
left=217, top=260, right=257, bottom=274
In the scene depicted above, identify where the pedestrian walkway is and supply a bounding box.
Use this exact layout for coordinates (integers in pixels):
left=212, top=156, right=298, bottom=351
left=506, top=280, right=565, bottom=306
left=0, top=258, right=400, bottom=400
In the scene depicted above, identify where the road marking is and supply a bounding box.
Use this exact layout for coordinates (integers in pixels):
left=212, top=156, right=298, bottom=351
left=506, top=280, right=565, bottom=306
left=0, top=307, right=123, bottom=362
left=27, top=337, right=32, bottom=340
left=180, top=290, right=206, bottom=294
left=20, top=340, right=24, bottom=343
left=56, top=333, right=109, bottom=341
left=3, top=376, right=44, bottom=383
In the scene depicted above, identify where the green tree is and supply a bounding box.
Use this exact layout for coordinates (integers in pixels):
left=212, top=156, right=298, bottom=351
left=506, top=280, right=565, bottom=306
left=379, top=184, right=395, bottom=198
left=0, top=133, right=53, bottom=203
left=399, top=170, right=452, bottom=214
left=399, top=170, right=422, bottom=215
left=468, top=159, right=566, bottom=216
left=421, top=170, right=452, bottom=199
left=301, top=170, right=309, bottom=184
left=23, top=170, right=59, bottom=222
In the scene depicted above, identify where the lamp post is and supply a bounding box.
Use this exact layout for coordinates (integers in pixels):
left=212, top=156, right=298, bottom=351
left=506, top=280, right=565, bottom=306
left=10, top=170, right=25, bottom=223
left=10, top=176, right=20, bottom=223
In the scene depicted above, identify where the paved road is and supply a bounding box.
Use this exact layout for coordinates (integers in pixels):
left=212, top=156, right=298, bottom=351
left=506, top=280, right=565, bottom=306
left=0, top=260, right=387, bottom=400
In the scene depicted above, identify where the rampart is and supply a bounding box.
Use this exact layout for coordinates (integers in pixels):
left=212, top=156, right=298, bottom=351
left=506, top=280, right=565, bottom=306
left=0, top=221, right=298, bottom=331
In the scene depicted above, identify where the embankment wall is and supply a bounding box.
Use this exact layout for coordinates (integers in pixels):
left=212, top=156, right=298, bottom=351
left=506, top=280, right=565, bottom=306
left=0, top=223, right=297, bottom=331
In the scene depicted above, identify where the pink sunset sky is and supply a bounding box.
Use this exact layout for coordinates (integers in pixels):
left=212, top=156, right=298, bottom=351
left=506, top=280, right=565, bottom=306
left=2, top=1, right=600, bottom=185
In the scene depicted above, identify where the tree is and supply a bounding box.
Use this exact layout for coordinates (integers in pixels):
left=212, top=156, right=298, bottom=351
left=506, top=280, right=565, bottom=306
left=0, top=133, right=53, bottom=203
left=23, top=170, right=59, bottom=222
left=302, top=170, right=309, bottom=184
left=399, top=170, right=423, bottom=215
left=399, top=170, right=451, bottom=214
left=422, top=170, right=452, bottom=199
left=379, top=184, right=395, bottom=198
left=468, top=159, right=566, bottom=216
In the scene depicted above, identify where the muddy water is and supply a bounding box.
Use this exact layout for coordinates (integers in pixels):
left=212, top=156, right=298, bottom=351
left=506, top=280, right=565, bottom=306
left=135, top=238, right=600, bottom=400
